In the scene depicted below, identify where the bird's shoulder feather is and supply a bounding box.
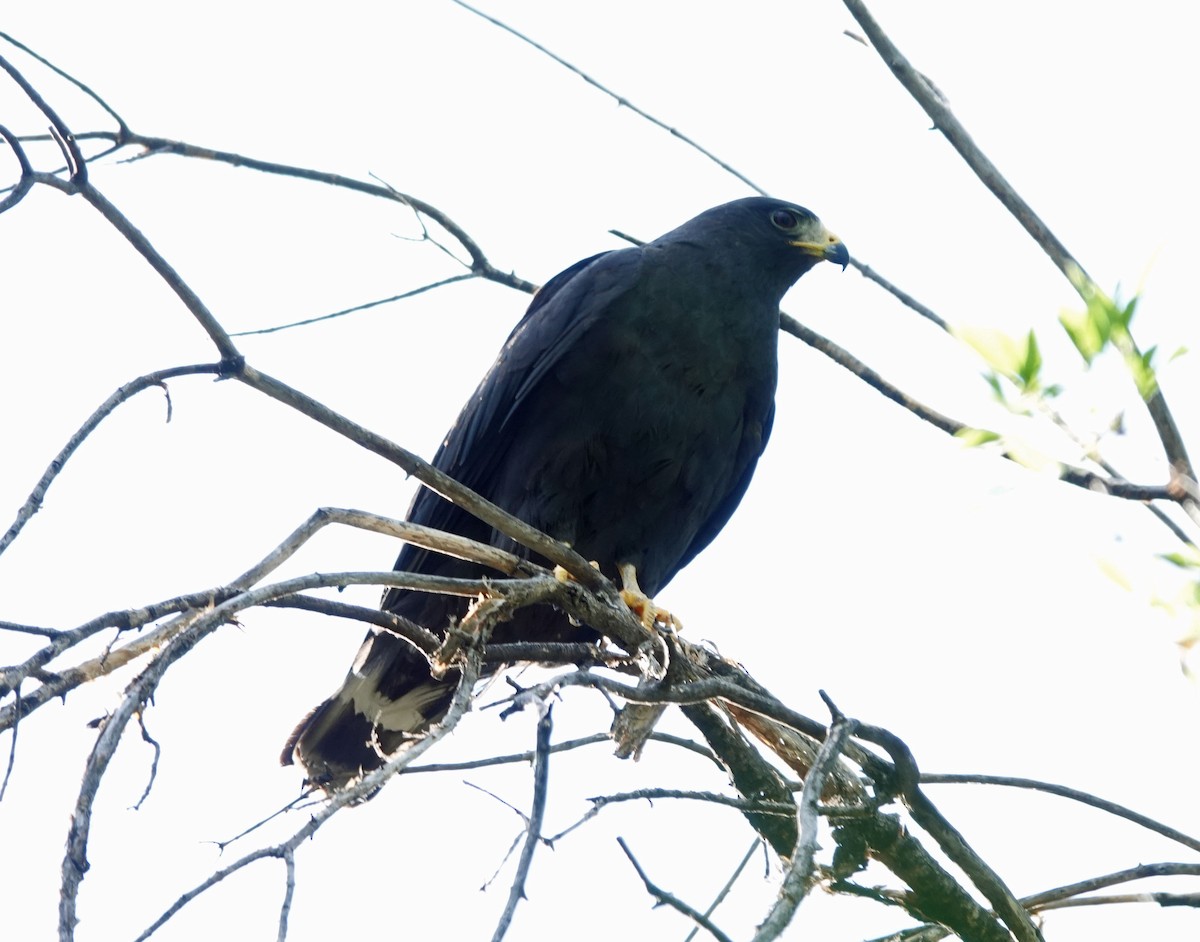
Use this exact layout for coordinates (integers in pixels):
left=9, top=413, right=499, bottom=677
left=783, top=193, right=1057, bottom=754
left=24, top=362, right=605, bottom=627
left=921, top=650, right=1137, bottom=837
left=397, top=246, right=643, bottom=557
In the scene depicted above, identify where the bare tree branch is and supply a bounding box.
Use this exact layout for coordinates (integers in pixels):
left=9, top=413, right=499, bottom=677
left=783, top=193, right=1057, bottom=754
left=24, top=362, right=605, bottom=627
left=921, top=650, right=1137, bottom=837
left=490, top=704, right=554, bottom=942
left=0, top=123, right=34, bottom=213
left=617, top=836, right=737, bottom=942
left=0, top=363, right=225, bottom=557
left=230, top=274, right=477, bottom=336
left=684, top=841, right=762, bottom=942
left=752, top=699, right=858, bottom=941
left=1021, top=862, right=1200, bottom=911
left=405, top=732, right=718, bottom=775
left=856, top=721, right=1044, bottom=942
left=0, top=47, right=85, bottom=184
left=131, top=651, right=483, bottom=942
left=277, top=849, right=296, bottom=942
left=446, top=0, right=766, bottom=196
left=922, top=773, right=1200, bottom=855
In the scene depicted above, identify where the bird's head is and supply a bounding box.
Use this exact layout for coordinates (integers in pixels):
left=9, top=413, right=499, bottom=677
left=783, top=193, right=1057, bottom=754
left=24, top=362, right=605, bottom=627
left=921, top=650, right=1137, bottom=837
left=774, top=205, right=849, bottom=270
left=660, top=197, right=848, bottom=296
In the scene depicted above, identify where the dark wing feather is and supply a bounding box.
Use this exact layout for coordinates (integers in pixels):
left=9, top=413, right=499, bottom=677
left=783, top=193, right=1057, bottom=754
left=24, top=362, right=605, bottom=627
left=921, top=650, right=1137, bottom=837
left=384, top=247, right=643, bottom=596
left=670, top=401, right=776, bottom=577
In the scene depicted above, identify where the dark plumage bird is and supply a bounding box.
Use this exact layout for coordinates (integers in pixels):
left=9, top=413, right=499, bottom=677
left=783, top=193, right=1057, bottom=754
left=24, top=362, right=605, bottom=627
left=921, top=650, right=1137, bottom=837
left=283, top=197, right=848, bottom=790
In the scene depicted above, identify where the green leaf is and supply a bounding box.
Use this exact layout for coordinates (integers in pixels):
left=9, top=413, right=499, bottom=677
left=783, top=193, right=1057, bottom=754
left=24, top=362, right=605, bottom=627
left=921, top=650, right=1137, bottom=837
left=955, top=326, right=1025, bottom=378
left=1168, top=345, right=1188, bottom=364
left=1116, top=294, right=1139, bottom=331
left=1058, top=285, right=1137, bottom=366
left=1016, top=329, right=1042, bottom=390
left=955, top=427, right=1002, bottom=448
left=1127, top=345, right=1159, bottom=400
left=982, top=371, right=1006, bottom=402
left=1095, top=556, right=1133, bottom=592
left=1059, top=306, right=1104, bottom=364
left=1006, top=439, right=1058, bottom=472
left=1160, top=548, right=1200, bottom=570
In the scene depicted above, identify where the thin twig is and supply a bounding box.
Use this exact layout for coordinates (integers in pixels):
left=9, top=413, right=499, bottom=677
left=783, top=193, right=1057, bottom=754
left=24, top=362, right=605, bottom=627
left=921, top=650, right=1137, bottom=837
left=129, top=709, right=162, bottom=811
left=781, top=311, right=1178, bottom=505
left=406, top=731, right=717, bottom=775
left=122, top=133, right=536, bottom=293
left=842, top=1, right=1082, bottom=282
left=617, top=837, right=736, bottom=942
left=0, top=49, right=85, bottom=184
left=548, top=789, right=794, bottom=844
left=0, top=123, right=35, bottom=214
left=0, top=363, right=225, bottom=557
left=0, top=621, right=60, bottom=638
left=1021, top=862, right=1200, bottom=911
left=1035, top=891, right=1200, bottom=910
left=76, top=184, right=239, bottom=359
left=851, top=259, right=948, bottom=330
left=0, top=32, right=129, bottom=135
left=590, top=788, right=795, bottom=816
left=231, top=275, right=476, bottom=336
left=684, top=841, right=761, bottom=942
left=490, top=705, right=554, bottom=942
left=922, top=773, right=1200, bottom=854
left=210, top=794, right=315, bottom=853
left=0, top=686, right=19, bottom=801
left=890, top=863, right=1200, bottom=942
left=448, top=0, right=766, bottom=195
left=132, top=652, right=482, bottom=941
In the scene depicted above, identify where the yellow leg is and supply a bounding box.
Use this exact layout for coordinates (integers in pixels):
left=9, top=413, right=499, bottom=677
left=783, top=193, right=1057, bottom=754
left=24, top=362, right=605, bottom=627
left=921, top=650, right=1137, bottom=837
left=618, top=563, right=681, bottom=631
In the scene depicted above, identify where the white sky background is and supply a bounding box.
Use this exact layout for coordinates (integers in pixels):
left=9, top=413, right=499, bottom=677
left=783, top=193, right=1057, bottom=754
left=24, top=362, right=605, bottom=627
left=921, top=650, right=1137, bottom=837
left=1, top=2, right=1198, bottom=940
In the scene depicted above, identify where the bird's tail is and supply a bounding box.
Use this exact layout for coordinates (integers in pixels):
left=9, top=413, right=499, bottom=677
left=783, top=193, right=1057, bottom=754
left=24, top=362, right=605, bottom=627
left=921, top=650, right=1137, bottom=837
left=281, top=629, right=455, bottom=793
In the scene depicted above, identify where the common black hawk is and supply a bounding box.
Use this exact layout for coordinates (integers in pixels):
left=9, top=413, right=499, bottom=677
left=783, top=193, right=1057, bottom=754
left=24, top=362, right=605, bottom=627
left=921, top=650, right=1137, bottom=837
left=284, top=197, right=848, bottom=790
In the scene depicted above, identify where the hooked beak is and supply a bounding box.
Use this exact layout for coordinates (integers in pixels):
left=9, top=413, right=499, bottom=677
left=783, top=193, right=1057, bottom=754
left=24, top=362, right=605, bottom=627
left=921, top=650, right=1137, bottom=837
left=791, top=229, right=849, bottom=270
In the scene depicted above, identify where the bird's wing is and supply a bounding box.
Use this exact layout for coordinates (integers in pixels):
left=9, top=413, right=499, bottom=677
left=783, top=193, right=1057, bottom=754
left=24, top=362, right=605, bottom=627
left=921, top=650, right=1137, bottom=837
left=671, top=401, right=776, bottom=577
left=391, top=246, right=643, bottom=576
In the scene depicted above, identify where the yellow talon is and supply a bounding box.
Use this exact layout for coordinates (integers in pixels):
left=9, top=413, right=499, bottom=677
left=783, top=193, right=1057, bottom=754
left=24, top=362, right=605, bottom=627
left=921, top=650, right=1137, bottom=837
left=554, top=560, right=601, bottom=582
left=618, top=563, right=682, bottom=632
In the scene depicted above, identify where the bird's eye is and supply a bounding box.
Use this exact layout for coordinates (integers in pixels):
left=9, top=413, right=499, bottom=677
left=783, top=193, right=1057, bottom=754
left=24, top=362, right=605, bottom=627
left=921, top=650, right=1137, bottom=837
left=770, top=209, right=799, bottom=230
